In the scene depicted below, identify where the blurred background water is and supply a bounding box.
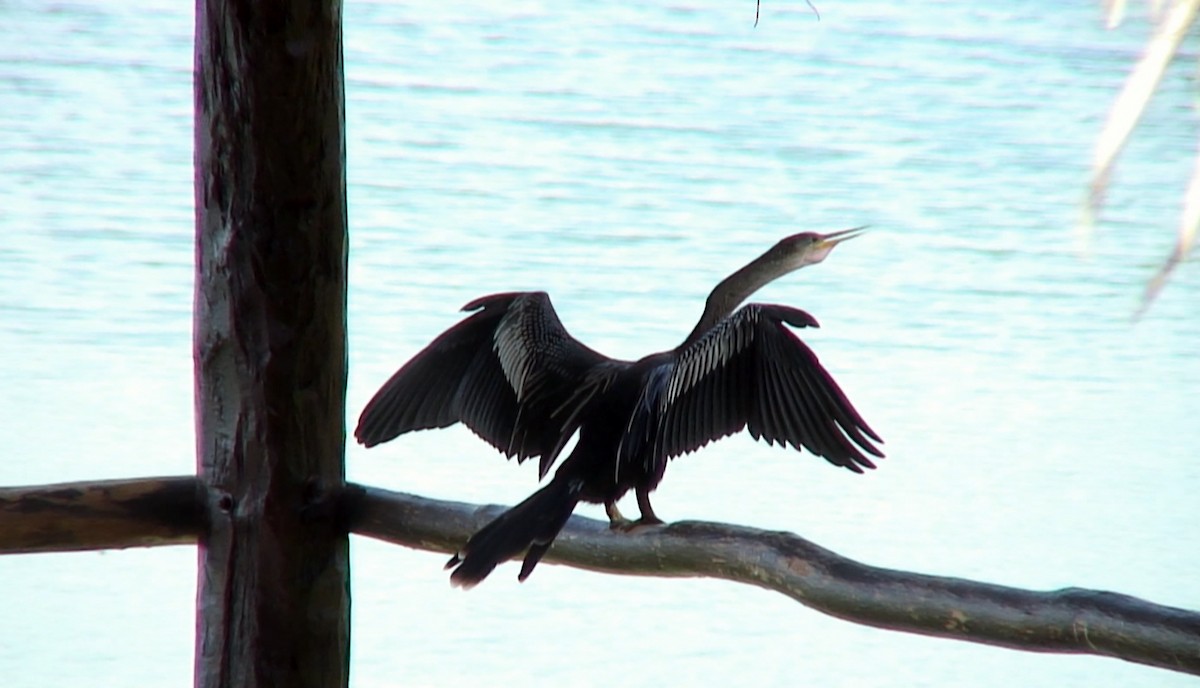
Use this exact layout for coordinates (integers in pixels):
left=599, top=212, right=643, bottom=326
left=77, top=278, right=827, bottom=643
left=1, top=0, right=1197, bottom=686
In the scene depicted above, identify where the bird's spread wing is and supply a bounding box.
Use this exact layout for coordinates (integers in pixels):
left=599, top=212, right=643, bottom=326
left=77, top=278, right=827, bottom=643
left=355, top=291, right=607, bottom=476
left=653, top=303, right=883, bottom=474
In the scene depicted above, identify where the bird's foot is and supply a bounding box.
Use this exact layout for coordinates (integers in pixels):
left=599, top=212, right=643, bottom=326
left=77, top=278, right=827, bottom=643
left=609, top=515, right=665, bottom=533
left=605, top=501, right=629, bottom=529
left=605, top=500, right=664, bottom=531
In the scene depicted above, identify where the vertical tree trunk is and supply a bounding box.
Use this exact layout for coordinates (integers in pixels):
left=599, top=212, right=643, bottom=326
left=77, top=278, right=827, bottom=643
left=192, top=1, right=349, bottom=686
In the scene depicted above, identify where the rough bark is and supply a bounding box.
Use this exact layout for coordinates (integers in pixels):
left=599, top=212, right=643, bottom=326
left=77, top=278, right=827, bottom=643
left=0, top=477, right=206, bottom=553
left=343, top=484, right=1200, bottom=677
left=3, top=477, right=1197, bottom=676
left=192, top=0, right=349, bottom=686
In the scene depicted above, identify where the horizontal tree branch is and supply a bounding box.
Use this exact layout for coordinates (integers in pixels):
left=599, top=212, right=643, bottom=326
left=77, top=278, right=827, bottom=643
left=342, top=484, right=1200, bottom=677
left=0, top=476, right=208, bottom=554
left=2, top=477, right=1197, bottom=676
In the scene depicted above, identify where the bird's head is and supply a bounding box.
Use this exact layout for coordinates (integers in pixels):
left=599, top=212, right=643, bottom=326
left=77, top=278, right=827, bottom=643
left=686, top=226, right=867, bottom=346
left=773, top=226, right=867, bottom=269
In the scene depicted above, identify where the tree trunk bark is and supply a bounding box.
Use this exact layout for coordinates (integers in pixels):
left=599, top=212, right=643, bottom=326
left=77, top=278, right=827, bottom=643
left=192, top=1, right=349, bottom=686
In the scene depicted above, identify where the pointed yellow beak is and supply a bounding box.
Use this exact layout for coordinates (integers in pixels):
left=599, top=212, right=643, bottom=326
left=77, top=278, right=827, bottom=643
left=805, top=226, right=866, bottom=264
left=816, top=226, right=867, bottom=250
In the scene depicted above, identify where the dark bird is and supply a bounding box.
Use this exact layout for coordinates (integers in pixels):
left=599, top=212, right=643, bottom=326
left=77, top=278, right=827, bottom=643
left=355, top=229, right=883, bottom=587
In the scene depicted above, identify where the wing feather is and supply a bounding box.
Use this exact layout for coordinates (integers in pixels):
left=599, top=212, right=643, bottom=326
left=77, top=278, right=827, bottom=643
left=655, top=303, right=883, bottom=474
left=355, top=291, right=607, bottom=476
left=356, top=300, right=506, bottom=448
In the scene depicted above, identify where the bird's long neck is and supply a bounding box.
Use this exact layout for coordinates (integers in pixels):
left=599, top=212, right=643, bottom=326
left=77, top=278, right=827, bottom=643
left=680, top=251, right=789, bottom=348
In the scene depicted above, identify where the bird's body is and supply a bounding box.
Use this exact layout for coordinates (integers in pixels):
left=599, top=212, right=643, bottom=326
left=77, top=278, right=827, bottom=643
left=356, top=230, right=883, bottom=587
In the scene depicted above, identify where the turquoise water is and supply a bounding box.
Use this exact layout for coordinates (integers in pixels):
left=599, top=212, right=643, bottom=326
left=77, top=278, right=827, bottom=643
left=1, top=1, right=1198, bottom=685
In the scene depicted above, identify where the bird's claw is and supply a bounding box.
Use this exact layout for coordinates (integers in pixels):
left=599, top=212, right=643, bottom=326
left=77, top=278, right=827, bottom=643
left=609, top=516, right=665, bottom=533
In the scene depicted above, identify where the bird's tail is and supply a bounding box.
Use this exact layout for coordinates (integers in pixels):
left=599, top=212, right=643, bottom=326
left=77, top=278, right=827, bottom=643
left=446, top=475, right=584, bottom=589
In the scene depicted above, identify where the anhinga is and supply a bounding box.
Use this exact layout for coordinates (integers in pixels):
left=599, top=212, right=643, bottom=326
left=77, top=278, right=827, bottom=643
left=355, top=229, right=883, bottom=587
